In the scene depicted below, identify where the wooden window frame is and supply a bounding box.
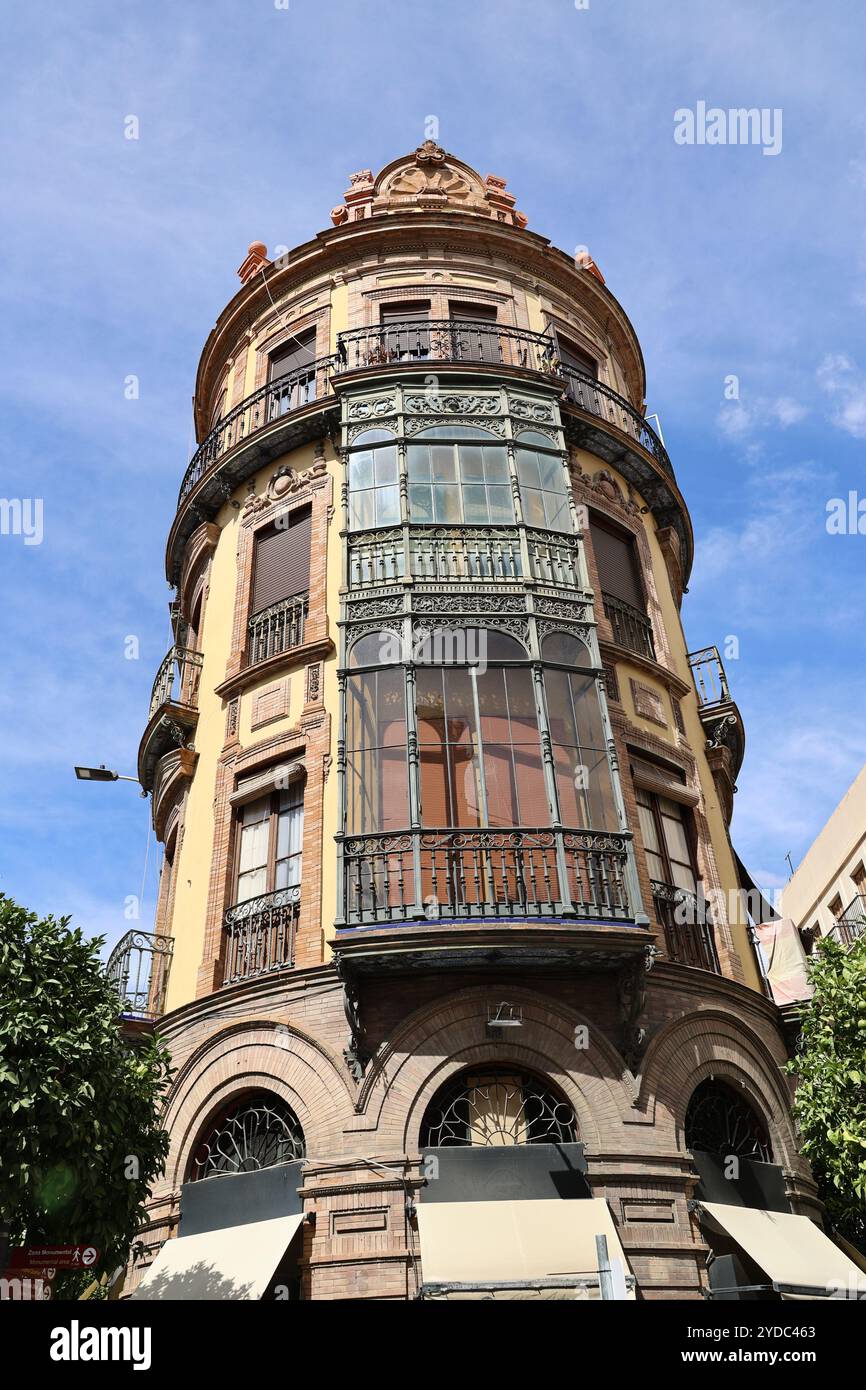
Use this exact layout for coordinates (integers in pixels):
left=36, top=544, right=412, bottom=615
left=636, top=784, right=701, bottom=894
left=232, top=780, right=305, bottom=905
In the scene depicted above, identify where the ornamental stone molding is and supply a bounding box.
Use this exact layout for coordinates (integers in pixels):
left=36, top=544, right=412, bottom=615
left=330, top=142, right=529, bottom=229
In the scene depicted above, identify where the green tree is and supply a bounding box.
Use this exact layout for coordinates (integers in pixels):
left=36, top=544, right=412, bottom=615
left=786, top=934, right=866, bottom=1246
left=0, top=893, right=172, bottom=1288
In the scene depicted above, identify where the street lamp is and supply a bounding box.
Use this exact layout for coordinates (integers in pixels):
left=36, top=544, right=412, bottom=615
left=74, top=765, right=141, bottom=785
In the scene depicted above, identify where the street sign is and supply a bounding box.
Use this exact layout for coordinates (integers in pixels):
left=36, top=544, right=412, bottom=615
left=6, top=1245, right=98, bottom=1270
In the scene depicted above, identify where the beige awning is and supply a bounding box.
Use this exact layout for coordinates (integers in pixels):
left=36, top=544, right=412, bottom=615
left=131, top=1213, right=304, bottom=1301
left=416, top=1198, right=634, bottom=1300
left=699, top=1203, right=864, bottom=1299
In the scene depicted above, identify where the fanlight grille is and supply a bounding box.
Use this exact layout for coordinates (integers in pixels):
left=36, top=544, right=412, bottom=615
left=189, top=1094, right=306, bottom=1180
left=685, top=1080, right=772, bottom=1163
left=421, top=1070, right=577, bottom=1148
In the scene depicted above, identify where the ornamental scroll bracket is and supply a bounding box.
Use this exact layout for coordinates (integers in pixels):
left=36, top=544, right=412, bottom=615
left=334, top=956, right=369, bottom=1083
left=617, top=944, right=656, bottom=1078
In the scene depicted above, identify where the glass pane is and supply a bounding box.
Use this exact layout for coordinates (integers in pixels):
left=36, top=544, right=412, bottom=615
left=350, top=489, right=375, bottom=530
left=516, top=450, right=541, bottom=488
left=637, top=799, right=661, bottom=854
left=483, top=447, right=509, bottom=480
left=349, top=452, right=374, bottom=490
left=538, top=454, right=565, bottom=491
left=375, top=485, right=400, bottom=525
left=645, top=848, right=666, bottom=881
left=459, top=445, right=484, bottom=480
left=408, top=484, right=434, bottom=522
left=407, top=445, right=431, bottom=480
left=433, top=484, right=462, bottom=523
left=237, top=866, right=268, bottom=901
left=238, top=816, right=269, bottom=873
left=516, top=430, right=553, bottom=448
left=274, top=854, right=301, bottom=889
left=414, top=425, right=498, bottom=440
left=462, top=484, right=489, bottom=523
left=374, top=447, right=398, bottom=485
left=481, top=744, right=519, bottom=826
left=571, top=672, right=606, bottom=749
left=672, top=861, right=698, bottom=893
left=544, top=492, right=571, bottom=532
left=661, top=809, right=691, bottom=865
left=545, top=669, right=578, bottom=747
left=431, top=444, right=456, bottom=480
left=542, top=631, right=590, bottom=665
left=521, top=488, right=546, bottom=528
left=487, top=486, right=514, bottom=523
left=276, top=803, right=304, bottom=860
left=354, top=428, right=395, bottom=447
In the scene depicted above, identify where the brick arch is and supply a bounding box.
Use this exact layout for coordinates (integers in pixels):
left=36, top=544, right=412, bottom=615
left=161, top=1021, right=353, bottom=1188
left=636, top=1010, right=801, bottom=1172
left=356, top=985, right=635, bottom=1154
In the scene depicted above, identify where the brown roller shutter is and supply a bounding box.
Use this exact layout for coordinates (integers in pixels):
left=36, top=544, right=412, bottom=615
left=251, top=506, right=312, bottom=614
left=269, top=330, right=316, bottom=381
left=590, top=518, right=645, bottom=610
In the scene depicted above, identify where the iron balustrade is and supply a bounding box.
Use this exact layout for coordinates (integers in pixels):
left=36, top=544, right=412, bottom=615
left=651, top=881, right=720, bottom=973
left=222, top=886, right=300, bottom=984
left=341, top=827, right=630, bottom=926
left=831, top=895, right=866, bottom=948
left=248, top=592, right=308, bottom=664
left=346, top=526, right=583, bottom=590
left=149, top=645, right=203, bottom=720
left=602, top=592, right=656, bottom=660
left=178, top=357, right=336, bottom=506
left=336, top=319, right=559, bottom=375
left=106, top=929, right=174, bottom=1017
left=558, top=366, right=674, bottom=479
left=688, top=646, right=731, bottom=708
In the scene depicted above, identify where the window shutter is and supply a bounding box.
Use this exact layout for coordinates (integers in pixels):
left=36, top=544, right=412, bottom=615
left=449, top=302, right=497, bottom=322
left=590, top=519, right=644, bottom=610
left=557, top=337, right=597, bottom=379
left=251, top=507, right=312, bottom=613
left=380, top=301, right=430, bottom=323
left=269, top=330, right=316, bottom=381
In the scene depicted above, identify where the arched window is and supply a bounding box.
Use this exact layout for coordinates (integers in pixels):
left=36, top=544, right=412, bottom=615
left=515, top=429, right=571, bottom=532
left=188, top=1093, right=306, bottom=1181
left=415, top=630, right=548, bottom=829
left=348, top=428, right=400, bottom=529
left=420, top=1068, right=577, bottom=1147
left=407, top=425, right=513, bottom=525
left=541, top=631, right=617, bottom=830
left=685, top=1079, right=772, bottom=1163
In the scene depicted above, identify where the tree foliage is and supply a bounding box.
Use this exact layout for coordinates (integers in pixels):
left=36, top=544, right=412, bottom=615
left=786, top=934, right=866, bottom=1246
left=0, top=893, right=173, bottom=1279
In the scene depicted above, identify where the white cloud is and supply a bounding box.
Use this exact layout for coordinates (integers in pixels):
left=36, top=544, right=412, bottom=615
left=817, top=353, right=866, bottom=438
left=716, top=395, right=807, bottom=442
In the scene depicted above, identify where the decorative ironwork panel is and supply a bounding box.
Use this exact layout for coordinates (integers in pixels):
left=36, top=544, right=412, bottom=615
left=651, top=881, right=720, bottom=973
left=832, top=895, right=866, bottom=949
left=149, top=646, right=203, bottom=720
left=106, top=930, right=174, bottom=1018
left=421, top=1070, right=577, bottom=1147
left=190, top=1094, right=306, bottom=1180
left=336, top=320, right=558, bottom=378
left=558, top=366, right=673, bottom=479
left=248, top=592, right=308, bottom=665
left=687, top=645, right=731, bottom=708
left=685, top=1079, right=772, bottom=1163
left=602, top=592, right=656, bottom=661
left=223, top=886, right=300, bottom=984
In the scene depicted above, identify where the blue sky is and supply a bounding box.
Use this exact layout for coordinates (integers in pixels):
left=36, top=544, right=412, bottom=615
left=1, top=0, right=865, bottom=951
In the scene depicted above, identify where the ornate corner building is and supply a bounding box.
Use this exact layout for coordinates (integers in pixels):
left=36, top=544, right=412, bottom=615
left=120, top=143, right=852, bottom=1303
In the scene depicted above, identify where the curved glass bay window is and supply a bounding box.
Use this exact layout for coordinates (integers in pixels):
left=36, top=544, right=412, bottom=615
left=345, top=424, right=573, bottom=535
left=341, top=625, right=629, bottom=923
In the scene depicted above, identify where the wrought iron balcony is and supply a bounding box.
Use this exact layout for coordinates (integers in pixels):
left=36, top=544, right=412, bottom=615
left=559, top=367, right=674, bottom=480
left=602, top=592, right=656, bottom=660
left=106, top=929, right=173, bottom=1018
left=335, top=319, right=559, bottom=377
left=178, top=357, right=336, bottom=507
left=688, top=646, right=731, bottom=708
left=223, top=886, right=300, bottom=985
left=148, top=644, right=203, bottom=720
left=651, top=881, right=720, bottom=973
left=341, top=827, right=631, bottom=927
left=346, top=525, right=582, bottom=590
left=247, top=592, right=308, bottom=665
left=686, top=645, right=744, bottom=782
left=831, top=895, right=866, bottom=949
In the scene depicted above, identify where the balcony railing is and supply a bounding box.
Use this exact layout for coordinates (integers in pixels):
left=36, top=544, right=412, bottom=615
left=602, top=592, right=656, bottom=660
left=248, top=592, right=308, bottom=664
left=341, top=827, right=630, bottom=926
left=346, top=526, right=582, bottom=590
left=149, top=645, right=203, bottom=720
left=651, top=881, right=720, bottom=973
left=106, top=929, right=173, bottom=1017
left=335, top=319, right=559, bottom=376
left=688, top=646, right=731, bottom=709
left=559, top=366, right=674, bottom=479
left=223, top=887, right=300, bottom=985
left=178, top=357, right=336, bottom=506
left=831, top=895, right=866, bottom=949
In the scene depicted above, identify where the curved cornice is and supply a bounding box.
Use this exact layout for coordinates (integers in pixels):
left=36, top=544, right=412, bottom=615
left=193, top=212, right=648, bottom=436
